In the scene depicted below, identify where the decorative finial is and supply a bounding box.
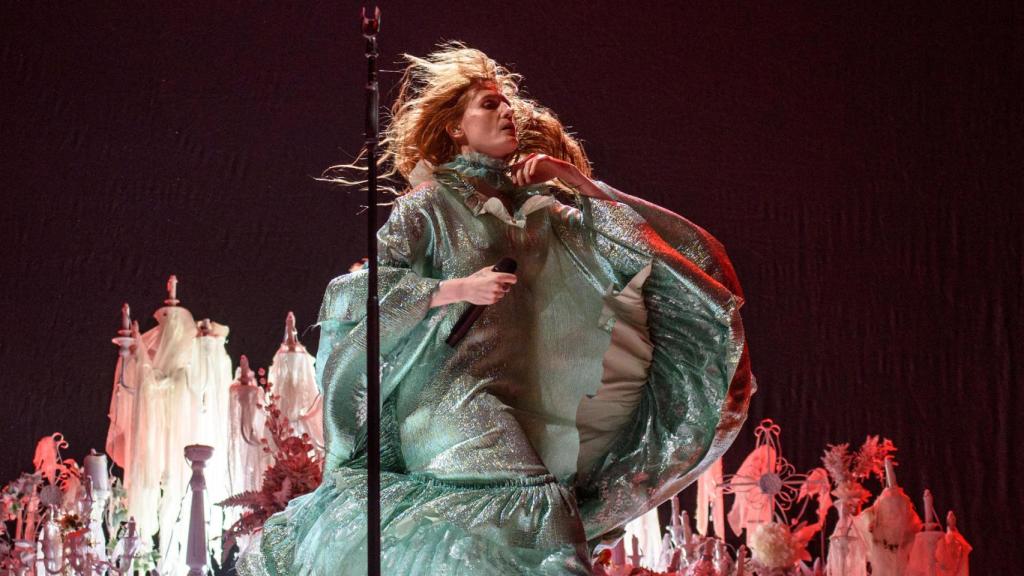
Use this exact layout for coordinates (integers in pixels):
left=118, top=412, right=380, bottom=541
left=361, top=6, right=381, bottom=38
left=923, top=489, right=940, bottom=530
left=282, top=311, right=304, bottom=352
left=112, top=303, right=137, bottom=389
left=884, top=456, right=898, bottom=488
left=238, top=355, right=256, bottom=386
left=165, top=274, right=180, bottom=306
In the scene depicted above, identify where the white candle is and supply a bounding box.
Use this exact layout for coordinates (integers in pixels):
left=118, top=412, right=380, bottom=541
left=884, top=456, right=897, bottom=488
left=167, top=275, right=178, bottom=301
left=121, top=303, right=130, bottom=331
left=671, top=495, right=681, bottom=529
left=923, top=489, right=935, bottom=527
left=84, top=450, right=109, bottom=491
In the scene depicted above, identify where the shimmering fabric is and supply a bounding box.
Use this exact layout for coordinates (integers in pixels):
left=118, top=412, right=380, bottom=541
left=237, top=152, right=753, bottom=575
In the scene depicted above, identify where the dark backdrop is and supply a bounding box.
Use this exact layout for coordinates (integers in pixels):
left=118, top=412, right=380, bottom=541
left=2, top=1, right=1020, bottom=572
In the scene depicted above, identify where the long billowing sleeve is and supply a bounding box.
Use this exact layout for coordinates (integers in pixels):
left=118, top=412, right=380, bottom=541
left=315, top=187, right=442, bottom=470
left=568, top=181, right=754, bottom=539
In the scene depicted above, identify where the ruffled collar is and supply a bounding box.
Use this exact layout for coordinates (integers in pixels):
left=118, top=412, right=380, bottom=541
left=435, top=151, right=553, bottom=228
left=440, top=150, right=515, bottom=192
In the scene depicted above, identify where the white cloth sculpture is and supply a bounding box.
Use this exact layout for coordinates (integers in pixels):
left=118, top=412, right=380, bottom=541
left=266, top=313, right=323, bottom=451
left=935, top=513, right=970, bottom=576
left=105, top=286, right=234, bottom=576
left=227, top=355, right=273, bottom=496
left=696, top=457, right=725, bottom=536
left=853, top=461, right=922, bottom=576
left=908, top=509, right=971, bottom=576
left=190, top=319, right=233, bottom=551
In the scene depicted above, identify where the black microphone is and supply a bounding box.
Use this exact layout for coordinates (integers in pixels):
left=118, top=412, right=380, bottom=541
left=445, top=257, right=518, bottom=347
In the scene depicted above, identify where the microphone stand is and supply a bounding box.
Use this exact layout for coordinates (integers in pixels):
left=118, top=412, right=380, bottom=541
left=360, top=6, right=382, bottom=576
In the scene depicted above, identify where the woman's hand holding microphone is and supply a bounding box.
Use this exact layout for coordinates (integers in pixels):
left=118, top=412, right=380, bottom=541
left=430, top=265, right=517, bottom=307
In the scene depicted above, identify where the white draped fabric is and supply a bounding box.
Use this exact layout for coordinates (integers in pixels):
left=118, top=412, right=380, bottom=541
left=191, top=324, right=233, bottom=554
left=267, top=345, right=323, bottom=451
left=854, top=485, right=923, bottom=576
left=105, top=306, right=234, bottom=575
left=227, top=362, right=273, bottom=497
left=623, top=508, right=664, bottom=570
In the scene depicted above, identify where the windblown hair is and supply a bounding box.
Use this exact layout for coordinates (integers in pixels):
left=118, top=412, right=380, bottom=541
left=327, top=41, right=592, bottom=195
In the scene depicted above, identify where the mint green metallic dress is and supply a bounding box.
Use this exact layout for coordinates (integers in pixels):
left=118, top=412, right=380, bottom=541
left=237, top=152, right=753, bottom=575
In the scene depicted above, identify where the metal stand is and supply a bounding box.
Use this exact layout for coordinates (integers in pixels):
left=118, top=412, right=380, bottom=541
left=360, top=6, right=382, bottom=576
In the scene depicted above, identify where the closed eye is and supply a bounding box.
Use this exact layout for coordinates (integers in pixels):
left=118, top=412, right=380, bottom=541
left=480, top=94, right=510, bottom=109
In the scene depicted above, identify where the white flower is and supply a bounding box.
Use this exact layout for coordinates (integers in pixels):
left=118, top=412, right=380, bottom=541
left=748, top=522, right=805, bottom=569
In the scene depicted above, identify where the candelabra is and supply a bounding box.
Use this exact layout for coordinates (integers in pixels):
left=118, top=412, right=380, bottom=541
left=110, top=303, right=136, bottom=392
left=38, top=517, right=140, bottom=576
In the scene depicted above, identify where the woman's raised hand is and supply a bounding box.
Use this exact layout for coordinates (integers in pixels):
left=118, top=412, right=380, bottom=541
left=508, top=153, right=613, bottom=201
left=509, top=153, right=575, bottom=187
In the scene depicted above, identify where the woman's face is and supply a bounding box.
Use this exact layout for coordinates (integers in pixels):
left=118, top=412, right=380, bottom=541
left=450, top=84, right=518, bottom=159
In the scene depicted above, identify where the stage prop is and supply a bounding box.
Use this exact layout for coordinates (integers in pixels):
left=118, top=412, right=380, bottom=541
left=226, top=355, right=272, bottom=501
left=184, top=445, right=213, bottom=576
left=218, top=350, right=324, bottom=564
left=591, top=420, right=970, bottom=576
left=0, top=435, right=140, bottom=575
left=0, top=280, right=969, bottom=575
left=266, top=313, right=323, bottom=453
left=358, top=7, right=384, bottom=576
left=0, top=275, right=328, bottom=574
left=103, top=277, right=233, bottom=575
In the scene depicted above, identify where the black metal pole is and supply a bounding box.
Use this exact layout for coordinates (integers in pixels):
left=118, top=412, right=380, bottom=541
left=360, top=6, right=381, bottom=576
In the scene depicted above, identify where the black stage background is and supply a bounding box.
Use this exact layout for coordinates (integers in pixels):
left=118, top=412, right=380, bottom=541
left=2, top=1, right=1020, bottom=572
